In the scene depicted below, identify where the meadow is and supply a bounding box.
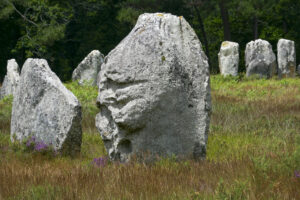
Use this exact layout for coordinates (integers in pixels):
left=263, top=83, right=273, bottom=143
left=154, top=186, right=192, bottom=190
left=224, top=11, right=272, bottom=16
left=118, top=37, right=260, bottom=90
left=0, top=75, right=300, bottom=199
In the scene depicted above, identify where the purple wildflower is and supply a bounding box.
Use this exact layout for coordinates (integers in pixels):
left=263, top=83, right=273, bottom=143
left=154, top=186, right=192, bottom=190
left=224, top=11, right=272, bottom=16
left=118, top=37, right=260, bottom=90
left=26, top=136, right=36, bottom=147
left=295, top=171, right=300, bottom=178
left=92, top=157, right=106, bottom=167
left=34, top=141, right=48, bottom=152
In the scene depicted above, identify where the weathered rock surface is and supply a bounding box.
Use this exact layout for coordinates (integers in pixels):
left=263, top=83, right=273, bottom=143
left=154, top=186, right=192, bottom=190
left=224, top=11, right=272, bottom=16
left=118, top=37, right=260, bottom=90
left=218, top=41, right=239, bottom=76
left=245, top=39, right=277, bottom=78
left=72, top=50, right=104, bottom=85
left=11, top=58, right=82, bottom=155
left=277, top=39, right=296, bottom=78
left=96, top=13, right=211, bottom=162
left=0, top=59, right=20, bottom=100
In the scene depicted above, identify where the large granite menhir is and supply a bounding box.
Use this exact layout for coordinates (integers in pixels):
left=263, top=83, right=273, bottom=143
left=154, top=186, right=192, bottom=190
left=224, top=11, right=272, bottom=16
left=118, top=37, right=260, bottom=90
left=0, top=59, right=20, bottom=100
left=245, top=39, right=277, bottom=78
left=11, top=58, right=82, bottom=155
left=218, top=41, right=239, bottom=76
left=96, top=13, right=211, bottom=162
left=277, top=39, right=296, bottom=78
left=72, top=50, right=104, bottom=86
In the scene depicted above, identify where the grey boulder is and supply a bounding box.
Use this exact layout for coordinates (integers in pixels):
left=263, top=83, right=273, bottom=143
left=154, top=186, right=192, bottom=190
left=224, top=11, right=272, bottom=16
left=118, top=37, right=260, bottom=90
left=11, top=58, right=82, bottom=155
left=218, top=41, right=239, bottom=76
left=72, top=50, right=104, bottom=86
left=245, top=39, right=277, bottom=78
left=96, top=13, right=211, bottom=162
left=0, top=59, right=20, bottom=100
left=277, top=39, right=296, bottom=78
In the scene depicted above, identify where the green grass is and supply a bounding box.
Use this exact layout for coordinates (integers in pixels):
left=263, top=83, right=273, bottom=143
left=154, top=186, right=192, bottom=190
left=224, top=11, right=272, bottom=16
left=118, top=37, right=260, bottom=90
left=0, top=75, right=300, bottom=199
left=0, top=95, right=13, bottom=134
left=65, top=81, right=99, bottom=134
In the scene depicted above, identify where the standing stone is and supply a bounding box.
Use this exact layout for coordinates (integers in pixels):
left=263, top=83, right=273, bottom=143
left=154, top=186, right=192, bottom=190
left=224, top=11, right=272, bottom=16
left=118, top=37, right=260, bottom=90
left=277, top=39, right=296, bottom=78
left=72, top=50, right=104, bottom=86
left=96, top=13, right=211, bottom=162
left=297, top=64, right=300, bottom=76
left=11, top=58, right=82, bottom=155
left=245, top=39, right=277, bottom=78
left=218, top=41, right=239, bottom=76
left=0, top=59, right=20, bottom=100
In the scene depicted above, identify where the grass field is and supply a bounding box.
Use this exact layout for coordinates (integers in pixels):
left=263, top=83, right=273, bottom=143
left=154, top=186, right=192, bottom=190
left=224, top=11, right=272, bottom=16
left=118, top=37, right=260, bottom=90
left=0, top=75, right=300, bottom=199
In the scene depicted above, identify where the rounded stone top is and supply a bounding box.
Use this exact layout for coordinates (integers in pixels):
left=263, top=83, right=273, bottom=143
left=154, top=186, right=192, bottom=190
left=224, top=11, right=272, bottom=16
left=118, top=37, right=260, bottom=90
left=220, top=41, right=239, bottom=50
left=278, top=38, right=294, bottom=43
left=246, top=39, right=272, bottom=47
left=277, top=38, right=295, bottom=47
left=134, top=13, right=190, bottom=31
left=7, top=59, right=19, bottom=73
left=89, top=50, right=102, bottom=56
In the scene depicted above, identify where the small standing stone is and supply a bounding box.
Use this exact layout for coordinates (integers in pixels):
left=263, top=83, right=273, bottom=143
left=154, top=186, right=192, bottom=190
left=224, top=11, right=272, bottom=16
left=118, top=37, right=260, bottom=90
left=245, top=39, right=277, bottom=78
left=218, top=41, right=239, bottom=76
left=72, top=50, right=104, bottom=86
left=277, top=39, right=296, bottom=78
left=0, top=59, right=20, bottom=100
left=11, top=58, right=82, bottom=155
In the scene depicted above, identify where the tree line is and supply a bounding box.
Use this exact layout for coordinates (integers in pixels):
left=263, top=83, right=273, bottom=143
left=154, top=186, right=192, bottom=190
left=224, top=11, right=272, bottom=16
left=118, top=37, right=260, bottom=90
left=0, top=0, right=299, bottom=82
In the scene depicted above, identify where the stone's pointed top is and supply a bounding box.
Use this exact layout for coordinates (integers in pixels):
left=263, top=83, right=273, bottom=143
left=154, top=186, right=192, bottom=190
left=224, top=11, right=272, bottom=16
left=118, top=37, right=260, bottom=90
left=72, top=50, right=104, bottom=86
left=96, top=12, right=211, bottom=162
left=11, top=58, right=82, bottom=155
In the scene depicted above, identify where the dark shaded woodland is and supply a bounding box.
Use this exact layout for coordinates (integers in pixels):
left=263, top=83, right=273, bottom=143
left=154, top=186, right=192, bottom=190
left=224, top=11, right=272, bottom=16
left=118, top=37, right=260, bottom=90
left=0, top=0, right=299, bottom=81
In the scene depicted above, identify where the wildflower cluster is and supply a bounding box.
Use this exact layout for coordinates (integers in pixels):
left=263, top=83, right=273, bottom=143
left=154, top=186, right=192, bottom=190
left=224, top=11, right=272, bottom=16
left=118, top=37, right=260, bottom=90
left=25, top=136, right=36, bottom=150
left=23, top=136, right=58, bottom=156
left=92, top=157, right=107, bottom=167
left=34, top=141, right=49, bottom=152
left=25, top=136, right=49, bottom=152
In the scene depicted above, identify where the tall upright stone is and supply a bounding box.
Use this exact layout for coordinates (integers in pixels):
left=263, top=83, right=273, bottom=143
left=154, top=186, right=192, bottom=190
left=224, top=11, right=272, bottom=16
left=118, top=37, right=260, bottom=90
left=72, top=50, right=104, bottom=86
left=11, top=58, right=82, bottom=155
left=277, top=39, right=296, bottom=78
left=96, top=13, right=211, bottom=162
left=218, top=41, right=239, bottom=76
left=0, top=59, right=20, bottom=100
left=245, top=39, right=277, bottom=78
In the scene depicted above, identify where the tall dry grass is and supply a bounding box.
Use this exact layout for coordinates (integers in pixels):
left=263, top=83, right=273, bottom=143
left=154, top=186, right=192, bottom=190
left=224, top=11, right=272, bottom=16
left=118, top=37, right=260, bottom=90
left=0, top=76, right=300, bottom=199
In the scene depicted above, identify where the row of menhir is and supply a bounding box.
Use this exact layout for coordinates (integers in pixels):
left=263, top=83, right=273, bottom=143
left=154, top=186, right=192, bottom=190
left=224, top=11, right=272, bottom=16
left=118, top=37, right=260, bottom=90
left=0, top=13, right=211, bottom=163
left=1, top=39, right=297, bottom=100
left=219, top=39, right=299, bottom=78
left=1, top=13, right=295, bottom=163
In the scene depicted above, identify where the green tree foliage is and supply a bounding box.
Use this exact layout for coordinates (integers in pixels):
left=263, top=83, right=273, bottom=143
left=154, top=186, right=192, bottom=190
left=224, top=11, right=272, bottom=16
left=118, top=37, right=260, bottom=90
left=1, top=0, right=72, bottom=57
left=0, top=0, right=299, bottom=81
